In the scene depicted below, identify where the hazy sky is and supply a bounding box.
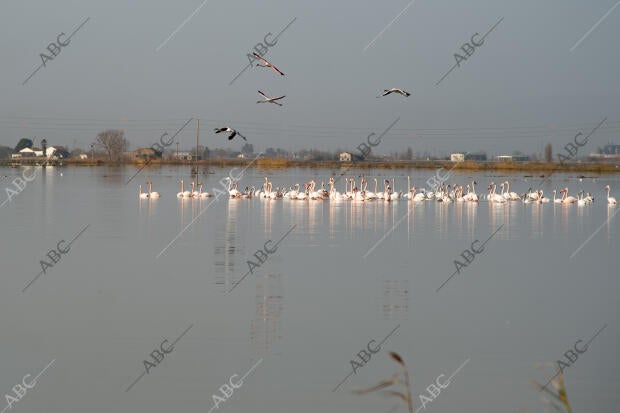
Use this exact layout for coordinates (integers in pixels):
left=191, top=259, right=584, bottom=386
left=1, top=0, right=619, bottom=157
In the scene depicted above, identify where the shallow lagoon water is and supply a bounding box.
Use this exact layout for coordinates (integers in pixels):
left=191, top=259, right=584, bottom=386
left=0, top=165, right=618, bottom=413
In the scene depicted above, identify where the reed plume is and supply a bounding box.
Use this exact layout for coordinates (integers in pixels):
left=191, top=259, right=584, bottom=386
left=532, top=364, right=572, bottom=413
left=353, top=352, right=415, bottom=413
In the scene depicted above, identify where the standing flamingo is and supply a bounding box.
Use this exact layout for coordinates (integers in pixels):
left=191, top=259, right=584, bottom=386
left=605, top=185, right=617, bottom=204
left=503, top=181, right=519, bottom=200
left=177, top=180, right=191, bottom=198
left=139, top=185, right=149, bottom=199
left=147, top=181, right=160, bottom=198
left=199, top=184, right=212, bottom=198
left=560, top=188, right=577, bottom=204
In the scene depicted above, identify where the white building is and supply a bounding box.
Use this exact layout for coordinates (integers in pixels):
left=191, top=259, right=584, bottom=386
left=19, top=147, right=44, bottom=157
left=79, top=154, right=88, bottom=160
left=173, top=152, right=194, bottom=161
left=339, top=152, right=352, bottom=162
left=46, top=147, right=58, bottom=158
left=450, top=153, right=465, bottom=162
left=496, top=155, right=513, bottom=162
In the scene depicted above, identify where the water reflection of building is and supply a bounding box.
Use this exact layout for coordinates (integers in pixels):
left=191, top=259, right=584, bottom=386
left=251, top=273, right=283, bottom=358
left=381, top=279, right=409, bottom=320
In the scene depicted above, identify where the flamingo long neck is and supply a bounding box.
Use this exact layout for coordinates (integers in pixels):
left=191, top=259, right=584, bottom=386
left=181, top=180, right=184, bottom=192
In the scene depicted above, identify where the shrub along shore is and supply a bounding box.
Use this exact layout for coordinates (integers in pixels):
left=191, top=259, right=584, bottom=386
left=2, top=157, right=620, bottom=174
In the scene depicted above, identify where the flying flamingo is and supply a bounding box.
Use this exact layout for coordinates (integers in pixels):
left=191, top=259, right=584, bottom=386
left=252, top=52, right=285, bottom=76
left=214, top=127, right=247, bottom=141
left=377, top=88, right=411, bottom=97
left=257, top=90, right=285, bottom=106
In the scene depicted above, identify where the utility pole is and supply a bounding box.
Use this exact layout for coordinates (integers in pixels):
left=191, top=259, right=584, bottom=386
left=194, top=118, right=200, bottom=175
left=176, top=142, right=179, bottom=161
left=41, top=139, right=47, bottom=166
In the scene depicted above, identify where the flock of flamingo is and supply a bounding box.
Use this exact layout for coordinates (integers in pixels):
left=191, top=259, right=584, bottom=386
left=138, top=176, right=618, bottom=205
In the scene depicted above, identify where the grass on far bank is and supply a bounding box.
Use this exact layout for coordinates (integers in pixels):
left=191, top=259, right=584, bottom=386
left=3, top=157, right=620, bottom=174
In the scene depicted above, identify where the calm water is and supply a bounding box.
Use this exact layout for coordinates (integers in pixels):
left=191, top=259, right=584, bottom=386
left=0, top=165, right=618, bottom=413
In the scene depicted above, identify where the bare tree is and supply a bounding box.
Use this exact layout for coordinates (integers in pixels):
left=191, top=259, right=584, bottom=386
left=241, top=143, right=254, bottom=155
left=404, top=147, right=413, bottom=160
left=544, top=143, right=552, bottom=162
left=96, top=130, right=128, bottom=161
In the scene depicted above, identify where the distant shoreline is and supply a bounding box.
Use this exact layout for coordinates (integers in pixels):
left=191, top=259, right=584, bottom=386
left=2, top=158, right=620, bottom=174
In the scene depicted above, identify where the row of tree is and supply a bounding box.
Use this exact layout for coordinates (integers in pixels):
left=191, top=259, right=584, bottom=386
left=6, top=131, right=595, bottom=163
left=7, top=130, right=129, bottom=161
